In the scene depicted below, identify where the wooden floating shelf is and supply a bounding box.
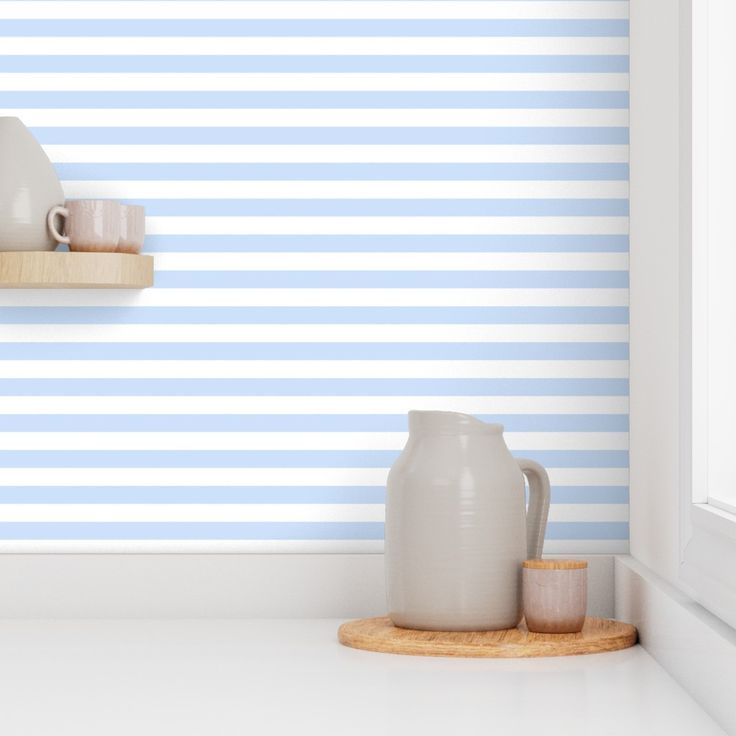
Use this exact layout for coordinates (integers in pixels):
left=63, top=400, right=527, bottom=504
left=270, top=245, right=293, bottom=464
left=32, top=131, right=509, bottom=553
left=0, top=251, right=153, bottom=289
left=338, top=616, right=638, bottom=659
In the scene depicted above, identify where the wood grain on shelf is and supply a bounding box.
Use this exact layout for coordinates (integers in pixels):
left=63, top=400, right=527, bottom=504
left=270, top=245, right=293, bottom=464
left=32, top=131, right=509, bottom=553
left=0, top=251, right=153, bottom=288
left=338, top=616, right=637, bottom=658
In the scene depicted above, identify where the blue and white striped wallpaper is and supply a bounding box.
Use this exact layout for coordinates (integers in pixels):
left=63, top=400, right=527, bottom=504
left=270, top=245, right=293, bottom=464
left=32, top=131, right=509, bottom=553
left=0, top=0, right=628, bottom=552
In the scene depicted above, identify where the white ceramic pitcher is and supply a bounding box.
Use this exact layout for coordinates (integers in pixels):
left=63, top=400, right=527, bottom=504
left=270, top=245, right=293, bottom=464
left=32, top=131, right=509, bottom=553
left=385, top=411, right=551, bottom=631
left=0, top=117, right=64, bottom=251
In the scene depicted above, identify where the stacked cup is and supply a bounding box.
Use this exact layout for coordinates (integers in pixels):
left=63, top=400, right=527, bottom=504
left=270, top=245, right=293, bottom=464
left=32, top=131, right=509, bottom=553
left=47, top=200, right=145, bottom=254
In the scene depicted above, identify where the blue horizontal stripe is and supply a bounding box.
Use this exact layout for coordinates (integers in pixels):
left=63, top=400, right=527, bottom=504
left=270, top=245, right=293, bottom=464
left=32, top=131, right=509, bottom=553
left=0, top=19, right=629, bottom=37
left=5, top=55, right=630, bottom=73
left=545, top=522, right=628, bottom=540
left=0, top=378, right=628, bottom=396
left=152, top=271, right=629, bottom=288
left=129, top=198, right=629, bottom=217
left=58, top=237, right=627, bottom=258
left=0, top=342, right=627, bottom=360
left=139, top=234, right=630, bottom=253
left=0, top=485, right=629, bottom=505
left=0, top=520, right=627, bottom=541
left=142, top=198, right=630, bottom=217
left=0, top=521, right=385, bottom=540
left=0, top=91, right=630, bottom=109
left=35, top=127, right=630, bottom=145
left=0, top=306, right=629, bottom=324
left=0, top=449, right=627, bottom=467
left=0, top=414, right=629, bottom=433
left=551, top=486, right=629, bottom=504
left=56, top=163, right=630, bottom=182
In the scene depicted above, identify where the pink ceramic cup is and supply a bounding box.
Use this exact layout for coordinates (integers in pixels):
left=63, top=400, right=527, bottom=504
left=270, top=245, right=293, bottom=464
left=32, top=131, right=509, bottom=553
left=522, top=559, right=588, bottom=634
left=47, top=199, right=120, bottom=252
left=118, top=204, right=145, bottom=254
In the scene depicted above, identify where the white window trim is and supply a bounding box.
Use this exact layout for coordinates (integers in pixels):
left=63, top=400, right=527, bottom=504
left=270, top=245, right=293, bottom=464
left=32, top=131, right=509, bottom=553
left=679, top=0, right=736, bottom=630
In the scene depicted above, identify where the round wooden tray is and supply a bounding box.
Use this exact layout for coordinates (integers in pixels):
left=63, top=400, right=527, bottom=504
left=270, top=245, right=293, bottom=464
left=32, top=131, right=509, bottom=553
left=338, top=616, right=637, bottom=658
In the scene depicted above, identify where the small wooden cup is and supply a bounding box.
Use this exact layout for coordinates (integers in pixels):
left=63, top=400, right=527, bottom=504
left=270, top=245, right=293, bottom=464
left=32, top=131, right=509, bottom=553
left=522, top=559, right=588, bottom=634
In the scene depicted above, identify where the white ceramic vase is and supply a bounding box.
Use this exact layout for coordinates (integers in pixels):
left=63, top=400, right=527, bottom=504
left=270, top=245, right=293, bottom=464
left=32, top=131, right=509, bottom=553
left=385, top=411, right=551, bottom=631
left=0, top=117, right=64, bottom=251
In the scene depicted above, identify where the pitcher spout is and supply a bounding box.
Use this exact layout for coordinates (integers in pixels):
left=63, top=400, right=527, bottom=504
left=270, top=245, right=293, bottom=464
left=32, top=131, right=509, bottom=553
left=408, top=410, right=503, bottom=436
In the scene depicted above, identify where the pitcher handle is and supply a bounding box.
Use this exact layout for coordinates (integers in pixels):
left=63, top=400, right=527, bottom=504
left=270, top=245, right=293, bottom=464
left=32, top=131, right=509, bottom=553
left=517, top=458, right=550, bottom=560
left=47, top=205, right=70, bottom=245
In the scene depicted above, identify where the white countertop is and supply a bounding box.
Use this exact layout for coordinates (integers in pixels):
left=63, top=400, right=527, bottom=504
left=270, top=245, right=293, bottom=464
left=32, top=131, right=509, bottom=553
left=0, top=619, right=724, bottom=736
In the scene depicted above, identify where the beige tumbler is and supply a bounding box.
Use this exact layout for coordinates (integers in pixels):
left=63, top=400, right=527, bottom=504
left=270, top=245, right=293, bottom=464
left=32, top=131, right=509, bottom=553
left=522, top=559, right=587, bottom=634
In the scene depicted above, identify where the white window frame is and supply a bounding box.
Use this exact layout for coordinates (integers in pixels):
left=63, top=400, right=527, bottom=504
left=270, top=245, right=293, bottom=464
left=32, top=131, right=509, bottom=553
left=680, top=0, right=736, bottom=629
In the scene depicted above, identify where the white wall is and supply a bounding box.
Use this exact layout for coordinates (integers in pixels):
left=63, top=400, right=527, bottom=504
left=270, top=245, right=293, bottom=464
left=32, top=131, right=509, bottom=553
left=629, top=0, right=687, bottom=585
left=0, top=553, right=614, bottom=619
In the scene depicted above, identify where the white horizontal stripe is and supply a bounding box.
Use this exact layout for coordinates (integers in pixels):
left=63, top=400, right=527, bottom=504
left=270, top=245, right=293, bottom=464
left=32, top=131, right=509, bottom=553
left=543, top=540, right=629, bottom=554
left=0, top=539, right=628, bottom=554
left=0, top=396, right=629, bottom=415
left=62, top=181, right=631, bottom=201
left=144, top=216, right=629, bottom=235
left=0, top=432, right=628, bottom=451
left=0, top=360, right=628, bottom=379
left=1, top=73, right=628, bottom=92
left=0, top=324, right=631, bottom=344
left=0, top=2, right=630, bottom=20
left=0, top=540, right=385, bottom=553
left=0, top=466, right=628, bottom=486
left=45, top=144, right=629, bottom=164
left=0, top=504, right=383, bottom=523
left=16, top=108, right=630, bottom=128
left=0, top=467, right=391, bottom=487
left=546, top=468, right=628, bottom=486
left=0, top=37, right=631, bottom=56
left=0, top=503, right=627, bottom=523
left=149, top=252, right=629, bottom=272
left=550, top=504, right=628, bottom=522
left=0, top=288, right=628, bottom=308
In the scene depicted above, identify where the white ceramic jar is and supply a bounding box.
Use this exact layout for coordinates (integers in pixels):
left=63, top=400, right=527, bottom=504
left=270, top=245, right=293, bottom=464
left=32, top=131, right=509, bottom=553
left=385, top=411, right=551, bottom=631
left=0, top=117, right=64, bottom=251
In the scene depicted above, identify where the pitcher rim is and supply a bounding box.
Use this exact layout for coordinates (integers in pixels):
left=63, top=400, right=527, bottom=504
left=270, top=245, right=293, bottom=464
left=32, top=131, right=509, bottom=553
left=408, top=410, right=503, bottom=435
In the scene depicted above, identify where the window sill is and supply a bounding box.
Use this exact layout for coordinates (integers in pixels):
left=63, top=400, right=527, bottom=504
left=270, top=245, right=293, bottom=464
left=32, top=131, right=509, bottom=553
left=708, top=496, right=736, bottom=517
left=681, top=503, right=736, bottom=630
left=692, top=502, right=736, bottom=540
left=615, top=555, right=736, bottom=735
